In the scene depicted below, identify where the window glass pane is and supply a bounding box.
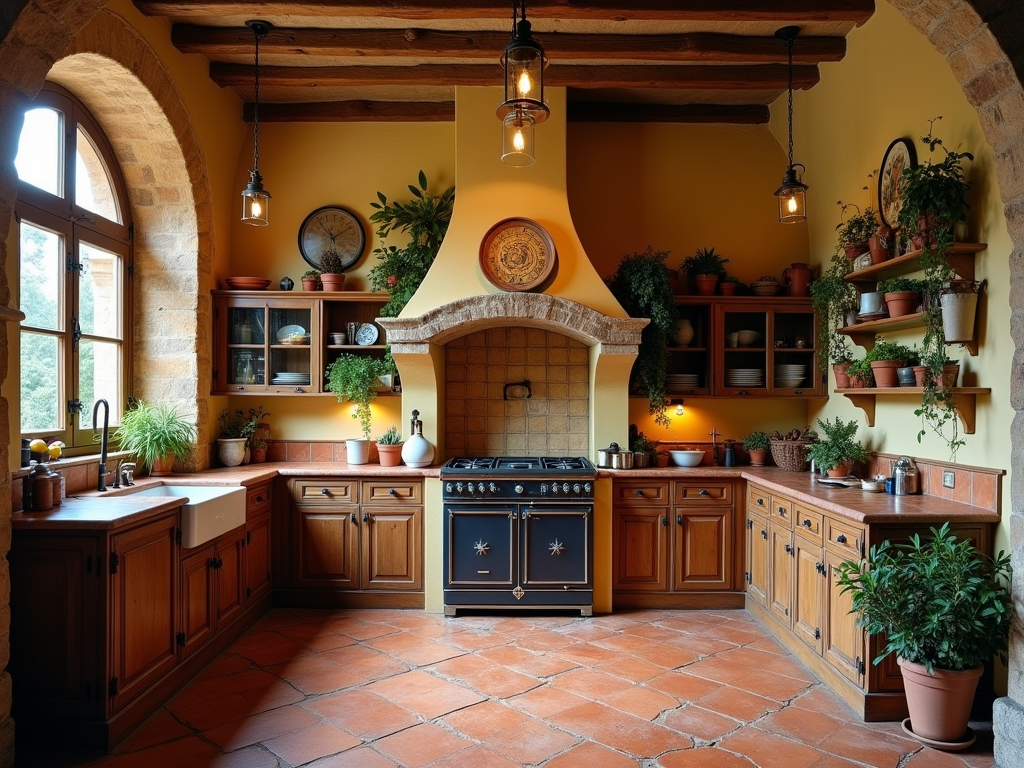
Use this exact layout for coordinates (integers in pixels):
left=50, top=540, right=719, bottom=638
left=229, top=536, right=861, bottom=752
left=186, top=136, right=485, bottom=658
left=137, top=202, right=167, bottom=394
left=76, top=126, right=120, bottom=223
left=15, top=107, right=63, bottom=197
left=79, top=242, right=121, bottom=337
left=78, top=339, right=122, bottom=429
left=20, top=221, right=63, bottom=330
left=21, top=332, right=61, bottom=432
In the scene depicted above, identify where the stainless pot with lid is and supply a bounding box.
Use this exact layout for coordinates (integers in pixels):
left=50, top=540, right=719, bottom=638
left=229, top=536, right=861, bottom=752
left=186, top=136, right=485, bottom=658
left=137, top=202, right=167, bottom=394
left=892, top=455, right=920, bottom=495
left=597, top=442, right=620, bottom=469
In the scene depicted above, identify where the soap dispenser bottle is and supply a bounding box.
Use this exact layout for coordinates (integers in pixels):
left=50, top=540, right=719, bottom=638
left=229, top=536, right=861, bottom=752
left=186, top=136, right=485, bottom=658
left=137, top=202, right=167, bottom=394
left=401, top=409, right=435, bottom=468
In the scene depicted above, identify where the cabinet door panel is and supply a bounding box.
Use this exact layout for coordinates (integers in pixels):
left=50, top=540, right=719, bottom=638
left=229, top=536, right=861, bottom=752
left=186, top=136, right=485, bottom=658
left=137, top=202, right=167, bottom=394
left=179, top=545, right=214, bottom=661
left=612, top=508, right=668, bottom=591
left=673, top=510, right=730, bottom=590
left=521, top=507, right=591, bottom=586
left=215, top=528, right=246, bottom=630
left=363, top=507, right=422, bottom=590
left=296, top=508, right=358, bottom=587
left=825, top=550, right=866, bottom=687
left=793, top=540, right=824, bottom=654
left=110, top=514, right=178, bottom=711
left=446, top=506, right=516, bottom=586
left=246, top=512, right=272, bottom=603
left=745, top=514, right=769, bottom=606
left=768, top=523, right=793, bottom=625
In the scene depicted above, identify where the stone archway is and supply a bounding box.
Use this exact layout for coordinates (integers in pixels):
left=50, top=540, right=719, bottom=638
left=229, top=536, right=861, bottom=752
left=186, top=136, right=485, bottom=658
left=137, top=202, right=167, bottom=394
left=0, top=1, right=1021, bottom=766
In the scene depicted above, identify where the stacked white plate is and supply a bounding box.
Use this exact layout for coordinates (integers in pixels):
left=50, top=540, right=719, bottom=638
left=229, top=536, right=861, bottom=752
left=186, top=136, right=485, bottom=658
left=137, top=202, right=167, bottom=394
left=272, top=371, right=310, bottom=385
left=775, top=364, right=807, bottom=388
left=666, top=374, right=700, bottom=388
left=725, top=368, right=764, bottom=387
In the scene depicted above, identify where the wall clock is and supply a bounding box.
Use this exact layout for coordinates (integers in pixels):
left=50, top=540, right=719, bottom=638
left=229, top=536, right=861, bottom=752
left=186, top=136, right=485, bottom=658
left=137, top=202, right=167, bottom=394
left=479, top=218, right=556, bottom=292
left=297, top=205, right=366, bottom=271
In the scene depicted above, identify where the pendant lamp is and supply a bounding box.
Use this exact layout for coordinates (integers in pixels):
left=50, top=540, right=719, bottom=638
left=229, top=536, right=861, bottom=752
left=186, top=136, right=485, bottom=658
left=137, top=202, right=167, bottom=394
left=241, top=20, right=271, bottom=225
left=497, top=1, right=548, bottom=166
left=774, top=26, right=808, bottom=223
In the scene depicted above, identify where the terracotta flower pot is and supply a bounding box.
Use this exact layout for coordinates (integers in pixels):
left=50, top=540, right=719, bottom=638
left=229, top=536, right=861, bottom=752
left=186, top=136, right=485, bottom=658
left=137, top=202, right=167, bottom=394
left=301, top=278, right=320, bottom=291
left=826, top=460, right=852, bottom=478
left=868, top=233, right=891, bottom=264
left=656, top=453, right=670, bottom=467
left=377, top=443, right=404, bottom=467
left=320, top=273, right=346, bottom=291
left=250, top=446, right=267, bottom=464
left=833, top=362, right=852, bottom=389
left=912, top=365, right=929, bottom=387
left=719, top=281, right=737, bottom=296
left=869, top=360, right=904, bottom=387
left=694, top=274, right=718, bottom=296
left=150, top=454, right=175, bottom=476
left=898, top=658, right=983, bottom=745
left=884, top=291, right=920, bottom=318
left=748, top=448, right=767, bottom=467
left=941, top=363, right=960, bottom=388
left=844, top=243, right=868, bottom=260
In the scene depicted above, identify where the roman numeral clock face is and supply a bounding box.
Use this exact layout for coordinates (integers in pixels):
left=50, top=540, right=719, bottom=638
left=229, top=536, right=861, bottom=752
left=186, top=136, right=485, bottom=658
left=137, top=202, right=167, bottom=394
left=479, top=218, right=557, bottom=292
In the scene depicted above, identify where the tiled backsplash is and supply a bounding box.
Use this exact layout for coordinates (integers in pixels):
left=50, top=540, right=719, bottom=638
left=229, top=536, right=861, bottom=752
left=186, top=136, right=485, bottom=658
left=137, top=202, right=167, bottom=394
left=444, top=328, right=590, bottom=457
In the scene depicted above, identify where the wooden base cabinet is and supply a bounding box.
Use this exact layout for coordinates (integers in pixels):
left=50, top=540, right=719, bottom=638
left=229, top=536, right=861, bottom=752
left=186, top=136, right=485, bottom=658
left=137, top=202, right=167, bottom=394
left=284, top=477, right=423, bottom=607
left=178, top=527, right=246, bottom=661
left=613, top=479, right=742, bottom=609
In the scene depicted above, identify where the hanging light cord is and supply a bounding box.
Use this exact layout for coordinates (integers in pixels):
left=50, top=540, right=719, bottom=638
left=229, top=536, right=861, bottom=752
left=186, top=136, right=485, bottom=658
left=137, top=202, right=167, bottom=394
left=252, top=25, right=263, bottom=172
left=785, top=34, right=794, bottom=169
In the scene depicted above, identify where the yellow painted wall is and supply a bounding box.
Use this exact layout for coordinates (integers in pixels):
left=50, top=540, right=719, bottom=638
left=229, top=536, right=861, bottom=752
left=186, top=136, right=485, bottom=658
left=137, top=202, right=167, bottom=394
left=791, top=0, right=1012, bottom=552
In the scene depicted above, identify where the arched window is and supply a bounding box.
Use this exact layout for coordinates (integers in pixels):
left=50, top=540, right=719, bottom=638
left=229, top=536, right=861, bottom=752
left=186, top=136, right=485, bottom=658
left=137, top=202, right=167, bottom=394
left=15, top=83, right=133, bottom=450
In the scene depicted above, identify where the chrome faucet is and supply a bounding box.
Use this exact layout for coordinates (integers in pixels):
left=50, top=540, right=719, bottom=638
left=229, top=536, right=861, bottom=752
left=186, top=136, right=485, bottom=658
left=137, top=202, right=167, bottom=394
left=93, top=399, right=109, bottom=491
left=113, top=460, right=136, bottom=488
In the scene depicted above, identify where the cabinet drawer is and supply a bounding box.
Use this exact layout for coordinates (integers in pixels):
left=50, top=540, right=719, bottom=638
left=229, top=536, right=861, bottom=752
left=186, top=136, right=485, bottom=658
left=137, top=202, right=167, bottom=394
left=825, top=517, right=864, bottom=559
left=793, top=504, right=823, bottom=542
left=614, top=481, right=669, bottom=505
left=361, top=480, right=422, bottom=504
left=747, top=487, right=770, bottom=515
left=246, top=482, right=272, bottom=517
left=769, top=495, right=794, bottom=528
left=675, top=481, right=731, bottom=505
left=292, top=479, right=356, bottom=504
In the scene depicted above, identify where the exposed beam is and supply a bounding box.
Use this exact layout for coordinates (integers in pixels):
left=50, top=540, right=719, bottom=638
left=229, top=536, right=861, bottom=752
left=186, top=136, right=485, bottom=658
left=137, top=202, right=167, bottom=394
left=245, top=100, right=455, bottom=121
left=212, top=62, right=820, bottom=90
left=137, top=1, right=874, bottom=23
left=174, top=25, right=846, bottom=64
left=566, top=102, right=769, bottom=123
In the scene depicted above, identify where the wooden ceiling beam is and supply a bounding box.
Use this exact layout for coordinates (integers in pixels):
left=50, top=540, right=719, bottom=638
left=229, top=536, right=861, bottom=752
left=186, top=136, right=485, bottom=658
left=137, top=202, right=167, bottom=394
left=566, top=102, right=769, bottom=123
left=173, top=25, right=846, bottom=64
left=245, top=100, right=455, bottom=121
left=212, top=62, right=820, bottom=90
left=137, top=0, right=874, bottom=24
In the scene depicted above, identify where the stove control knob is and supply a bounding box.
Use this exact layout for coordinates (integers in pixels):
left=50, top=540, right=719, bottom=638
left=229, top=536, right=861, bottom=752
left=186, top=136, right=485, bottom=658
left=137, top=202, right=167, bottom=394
left=573, top=483, right=581, bottom=494
left=540, top=483, right=548, bottom=494
left=584, top=483, right=592, bottom=494
left=445, top=483, right=453, bottom=493
left=488, top=483, right=497, bottom=493
left=469, top=482, right=478, bottom=493
left=456, top=483, right=464, bottom=493
left=551, top=483, right=559, bottom=494
left=562, top=483, right=570, bottom=494
left=514, top=484, right=524, bottom=494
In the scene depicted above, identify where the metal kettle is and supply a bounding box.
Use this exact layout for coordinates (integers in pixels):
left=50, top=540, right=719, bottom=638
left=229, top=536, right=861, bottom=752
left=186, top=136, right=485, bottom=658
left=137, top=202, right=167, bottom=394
left=892, top=456, right=920, bottom=495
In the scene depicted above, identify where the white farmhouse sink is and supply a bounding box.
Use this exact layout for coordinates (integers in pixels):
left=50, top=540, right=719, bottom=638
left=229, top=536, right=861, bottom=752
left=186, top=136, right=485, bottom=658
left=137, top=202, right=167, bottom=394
left=130, top=485, right=246, bottom=548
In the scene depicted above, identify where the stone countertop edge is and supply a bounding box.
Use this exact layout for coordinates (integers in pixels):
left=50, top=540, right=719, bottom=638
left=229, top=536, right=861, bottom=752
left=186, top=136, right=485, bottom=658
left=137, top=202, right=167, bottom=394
left=13, top=494, right=186, bottom=530
left=601, top=466, right=1001, bottom=524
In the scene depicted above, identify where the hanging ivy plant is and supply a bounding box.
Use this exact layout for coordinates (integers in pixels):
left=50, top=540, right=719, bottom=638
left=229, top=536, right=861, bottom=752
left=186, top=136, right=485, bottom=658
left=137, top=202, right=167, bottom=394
left=605, top=246, right=679, bottom=427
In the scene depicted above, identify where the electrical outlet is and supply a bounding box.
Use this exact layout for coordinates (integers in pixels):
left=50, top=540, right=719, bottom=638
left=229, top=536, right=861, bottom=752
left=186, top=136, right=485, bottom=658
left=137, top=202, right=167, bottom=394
left=943, top=471, right=955, bottom=489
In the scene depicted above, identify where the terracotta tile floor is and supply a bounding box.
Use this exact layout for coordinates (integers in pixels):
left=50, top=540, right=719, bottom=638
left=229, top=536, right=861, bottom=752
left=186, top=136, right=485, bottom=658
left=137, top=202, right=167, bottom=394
left=18, top=609, right=995, bottom=768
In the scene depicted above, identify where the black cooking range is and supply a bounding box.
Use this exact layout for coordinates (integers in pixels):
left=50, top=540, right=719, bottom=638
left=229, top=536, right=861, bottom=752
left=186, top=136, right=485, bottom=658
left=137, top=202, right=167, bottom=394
left=441, top=456, right=596, bottom=617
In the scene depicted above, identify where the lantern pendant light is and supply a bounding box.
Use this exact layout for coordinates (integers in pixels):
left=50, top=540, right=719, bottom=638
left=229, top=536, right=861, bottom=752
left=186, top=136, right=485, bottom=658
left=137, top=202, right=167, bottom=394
left=497, top=0, right=549, bottom=166
left=241, top=19, right=271, bottom=225
left=774, top=26, right=808, bottom=223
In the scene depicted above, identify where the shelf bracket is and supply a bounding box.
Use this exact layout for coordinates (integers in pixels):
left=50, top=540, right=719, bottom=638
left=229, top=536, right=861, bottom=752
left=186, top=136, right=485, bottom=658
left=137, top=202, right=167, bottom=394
left=948, top=391, right=978, bottom=434
left=843, top=392, right=877, bottom=427
left=837, top=388, right=986, bottom=434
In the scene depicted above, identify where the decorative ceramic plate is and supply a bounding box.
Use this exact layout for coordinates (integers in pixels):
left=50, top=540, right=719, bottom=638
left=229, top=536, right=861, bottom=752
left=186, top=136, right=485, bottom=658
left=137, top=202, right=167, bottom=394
left=276, top=324, right=306, bottom=342
left=355, top=323, right=379, bottom=345
left=225, top=276, right=271, bottom=290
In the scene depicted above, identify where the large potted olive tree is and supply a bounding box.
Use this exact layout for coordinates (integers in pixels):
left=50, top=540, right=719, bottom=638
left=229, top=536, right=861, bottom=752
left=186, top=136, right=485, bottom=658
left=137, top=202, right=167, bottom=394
left=834, top=523, right=1011, bottom=749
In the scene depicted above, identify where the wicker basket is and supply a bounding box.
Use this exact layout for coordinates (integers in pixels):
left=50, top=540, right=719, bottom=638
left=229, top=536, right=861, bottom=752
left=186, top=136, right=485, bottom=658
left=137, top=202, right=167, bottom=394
left=769, top=438, right=813, bottom=472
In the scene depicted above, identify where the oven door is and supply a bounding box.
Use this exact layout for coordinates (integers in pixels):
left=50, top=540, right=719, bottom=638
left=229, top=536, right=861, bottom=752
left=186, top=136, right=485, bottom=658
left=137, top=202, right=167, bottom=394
left=444, top=503, right=516, bottom=587
left=520, top=504, right=592, bottom=588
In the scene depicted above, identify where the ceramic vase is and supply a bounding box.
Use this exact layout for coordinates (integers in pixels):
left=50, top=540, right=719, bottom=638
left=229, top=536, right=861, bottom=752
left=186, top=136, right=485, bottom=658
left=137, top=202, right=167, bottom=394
left=402, top=432, right=434, bottom=468
left=676, top=319, right=695, bottom=347
left=346, top=439, right=370, bottom=465
left=782, top=262, right=811, bottom=297
left=217, top=438, right=247, bottom=468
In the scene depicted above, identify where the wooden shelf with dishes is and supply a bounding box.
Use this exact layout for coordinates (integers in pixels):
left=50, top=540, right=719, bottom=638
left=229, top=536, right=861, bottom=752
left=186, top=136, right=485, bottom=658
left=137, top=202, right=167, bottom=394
left=834, top=387, right=990, bottom=433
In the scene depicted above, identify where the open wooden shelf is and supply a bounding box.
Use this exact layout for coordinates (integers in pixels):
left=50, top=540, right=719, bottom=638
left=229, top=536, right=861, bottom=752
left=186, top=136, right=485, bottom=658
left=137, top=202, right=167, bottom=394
left=835, top=386, right=990, bottom=433
left=843, top=242, right=985, bottom=289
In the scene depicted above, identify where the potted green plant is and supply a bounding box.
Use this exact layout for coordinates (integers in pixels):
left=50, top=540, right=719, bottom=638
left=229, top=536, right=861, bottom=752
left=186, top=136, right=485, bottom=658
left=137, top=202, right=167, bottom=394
left=318, top=249, right=346, bottom=291
left=326, top=353, right=389, bottom=464
left=719, top=274, right=743, bottom=296
left=877, top=277, right=924, bottom=319
left=898, top=117, right=973, bottom=254
left=896, top=345, right=922, bottom=387
left=301, top=268, right=321, bottom=291
left=376, top=424, right=403, bottom=467
left=742, top=430, right=770, bottom=466
left=866, top=336, right=915, bottom=387
left=806, top=416, right=869, bottom=477
left=605, top=246, right=679, bottom=426
left=630, top=429, right=655, bottom=468
left=834, top=202, right=878, bottom=260
left=846, top=358, right=874, bottom=388
left=940, top=278, right=983, bottom=344
left=114, top=400, right=196, bottom=476
left=680, top=246, right=729, bottom=296
left=914, top=346, right=965, bottom=458
left=368, top=170, right=456, bottom=317
left=834, top=523, right=1011, bottom=746
left=810, top=252, right=859, bottom=376
left=217, top=407, right=259, bottom=467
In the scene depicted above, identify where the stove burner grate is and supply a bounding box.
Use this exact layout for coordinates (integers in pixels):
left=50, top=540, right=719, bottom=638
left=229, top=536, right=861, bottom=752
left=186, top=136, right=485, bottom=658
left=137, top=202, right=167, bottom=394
left=447, top=457, right=497, bottom=470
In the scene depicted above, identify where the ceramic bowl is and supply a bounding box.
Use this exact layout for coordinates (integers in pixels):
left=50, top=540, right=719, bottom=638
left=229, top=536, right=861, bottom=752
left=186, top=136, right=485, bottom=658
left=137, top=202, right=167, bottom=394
left=670, top=450, right=705, bottom=467
left=736, top=330, right=761, bottom=346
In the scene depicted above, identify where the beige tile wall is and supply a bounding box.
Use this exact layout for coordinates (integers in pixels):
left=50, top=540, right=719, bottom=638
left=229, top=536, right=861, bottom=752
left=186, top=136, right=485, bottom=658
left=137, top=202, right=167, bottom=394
left=444, top=328, right=590, bottom=457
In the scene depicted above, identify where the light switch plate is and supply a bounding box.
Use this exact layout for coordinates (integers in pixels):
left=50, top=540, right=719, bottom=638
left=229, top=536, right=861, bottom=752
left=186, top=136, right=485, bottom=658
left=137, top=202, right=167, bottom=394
left=943, top=471, right=955, bottom=489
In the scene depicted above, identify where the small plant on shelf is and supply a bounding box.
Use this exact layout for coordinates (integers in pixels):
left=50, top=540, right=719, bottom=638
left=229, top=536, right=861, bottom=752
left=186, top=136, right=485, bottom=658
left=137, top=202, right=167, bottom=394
left=301, top=268, right=321, bottom=287
left=680, top=246, right=729, bottom=278
left=742, top=431, right=770, bottom=452
left=834, top=202, right=878, bottom=257
left=319, top=248, right=345, bottom=275
left=378, top=424, right=402, bottom=445
left=605, top=246, right=679, bottom=427
left=806, top=416, right=870, bottom=475
left=866, top=337, right=915, bottom=364
left=845, top=358, right=874, bottom=387
left=877, top=277, right=924, bottom=295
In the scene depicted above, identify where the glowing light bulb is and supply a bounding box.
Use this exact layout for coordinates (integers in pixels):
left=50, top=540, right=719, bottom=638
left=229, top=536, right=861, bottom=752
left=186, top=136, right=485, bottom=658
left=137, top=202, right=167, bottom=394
left=786, top=196, right=798, bottom=214
left=512, top=126, right=525, bottom=152
left=250, top=199, right=262, bottom=218
left=517, top=70, right=532, bottom=96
